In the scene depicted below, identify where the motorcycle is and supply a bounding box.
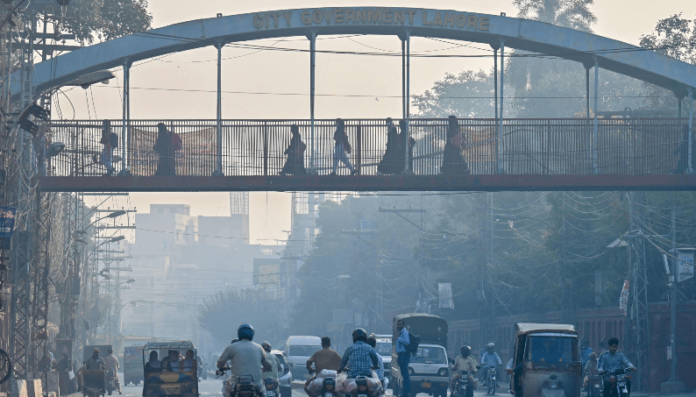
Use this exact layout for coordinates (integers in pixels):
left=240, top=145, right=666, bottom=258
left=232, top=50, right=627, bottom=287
left=606, top=368, right=633, bottom=397
left=353, top=376, right=372, bottom=397
left=263, top=377, right=279, bottom=397
left=486, top=366, right=497, bottom=395
left=588, top=374, right=603, bottom=397
left=453, top=371, right=473, bottom=397
left=216, top=368, right=262, bottom=397
left=106, top=370, right=116, bottom=396
left=320, top=376, right=337, bottom=397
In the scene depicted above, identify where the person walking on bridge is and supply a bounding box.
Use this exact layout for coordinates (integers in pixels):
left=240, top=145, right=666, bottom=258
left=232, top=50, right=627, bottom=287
left=280, top=125, right=307, bottom=175
left=154, top=123, right=181, bottom=176
left=441, top=115, right=469, bottom=175
left=331, top=119, right=357, bottom=176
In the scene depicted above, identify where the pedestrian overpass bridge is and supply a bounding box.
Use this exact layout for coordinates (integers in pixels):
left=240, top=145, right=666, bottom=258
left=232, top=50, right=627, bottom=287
left=9, top=6, right=696, bottom=192
left=37, top=117, right=696, bottom=192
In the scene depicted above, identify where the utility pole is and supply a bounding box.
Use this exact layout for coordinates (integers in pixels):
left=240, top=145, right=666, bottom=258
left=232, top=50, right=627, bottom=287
left=661, top=195, right=685, bottom=393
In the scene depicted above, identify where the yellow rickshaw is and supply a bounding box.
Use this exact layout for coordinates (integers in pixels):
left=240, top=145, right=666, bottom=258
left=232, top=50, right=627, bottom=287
left=142, top=340, right=199, bottom=397
left=510, top=323, right=581, bottom=397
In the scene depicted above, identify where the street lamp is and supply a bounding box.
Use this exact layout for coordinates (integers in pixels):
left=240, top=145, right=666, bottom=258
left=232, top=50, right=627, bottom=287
left=77, top=210, right=127, bottom=235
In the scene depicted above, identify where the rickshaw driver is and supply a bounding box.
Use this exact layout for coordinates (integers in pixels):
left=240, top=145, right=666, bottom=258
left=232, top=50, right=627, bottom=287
left=537, top=339, right=563, bottom=363
left=598, top=338, right=636, bottom=397
left=86, top=348, right=106, bottom=370
left=217, top=324, right=273, bottom=395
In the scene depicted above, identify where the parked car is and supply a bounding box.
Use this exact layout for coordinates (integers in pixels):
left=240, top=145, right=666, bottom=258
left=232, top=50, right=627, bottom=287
left=272, top=350, right=292, bottom=397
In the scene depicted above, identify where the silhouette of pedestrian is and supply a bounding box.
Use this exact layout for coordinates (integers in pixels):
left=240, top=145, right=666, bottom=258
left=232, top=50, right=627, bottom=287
left=673, top=125, right=693, bottom=174
left=331, top=119, right=357, bottom=176
left=280, top=125, right=307, bottom=175
left=154, top=123, right=180, bottom=176
left=399, top=119, right=415, bottom=173
left=441, top=115, right=469, bottom=175
left=377, top=118, right=400, bottom=175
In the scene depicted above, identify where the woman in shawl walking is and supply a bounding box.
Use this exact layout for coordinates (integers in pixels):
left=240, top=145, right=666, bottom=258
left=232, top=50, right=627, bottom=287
left=377, top=118, right=401, bottom=175
left=441, top=115, right=469, bottom=175
left=280, top=125, right=307, bottom=175
left=331, top=119, right=357, bottom=175
left=153, top=123, right=179, bottom=176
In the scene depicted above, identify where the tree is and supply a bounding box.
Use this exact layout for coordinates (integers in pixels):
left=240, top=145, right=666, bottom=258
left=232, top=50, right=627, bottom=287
left=412, top=70, right=496, bottom=118
left=638, top=14, right=696, bottom=110
left=513, top=0, right=595, bottom=31
left=36, top=0, right=152, bottom=44
left=199, top=288, right=282, bottom=347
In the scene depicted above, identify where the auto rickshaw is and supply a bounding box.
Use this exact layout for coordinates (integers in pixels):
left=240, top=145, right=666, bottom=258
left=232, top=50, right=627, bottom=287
left=82, top=345, right=112, bottom=397
left=510, top=323, right=581, bottom=397
left=142, top=340, right=199, bottom=397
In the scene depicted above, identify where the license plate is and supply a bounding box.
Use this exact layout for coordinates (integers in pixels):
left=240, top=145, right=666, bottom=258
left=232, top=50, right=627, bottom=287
left=267, top=391, right=275, bottom=397
left=422, top=382, right=431, bottom=388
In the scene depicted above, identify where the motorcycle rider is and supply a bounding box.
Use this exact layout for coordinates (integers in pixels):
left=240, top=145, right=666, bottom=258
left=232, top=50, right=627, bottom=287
left=598, top=337, right=636, bottom=397
left=104, top=347, right=122, bottom=395
left=338, top=328, right=379, bottom=378
left=449, top=346, right=477, bottom=397
left=304, top=337, right=342, bottom=396
left=216, top=324, right=273, bottom=396
left=480, top=343, right=502, bottom=387
left=85, top=348, right=106, bottom=370
left=261, top=342, right=282, bottom=396
left=366, top=336, right=386, bottom=386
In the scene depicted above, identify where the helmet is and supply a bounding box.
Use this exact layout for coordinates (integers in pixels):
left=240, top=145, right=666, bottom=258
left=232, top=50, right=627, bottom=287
left=261, top=341, right=272, bottom=352
left=237, top=324, right=255, bottom=341
left=487, top=343, right=495, bottom=351
left=460, top=345, right=471, bottom=357
left=352, top=328, right=368, bottom=343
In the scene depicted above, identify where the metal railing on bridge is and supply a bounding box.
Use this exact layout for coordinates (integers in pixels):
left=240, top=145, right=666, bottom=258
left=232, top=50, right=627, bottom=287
left=43, top=118, right=687, bottom=178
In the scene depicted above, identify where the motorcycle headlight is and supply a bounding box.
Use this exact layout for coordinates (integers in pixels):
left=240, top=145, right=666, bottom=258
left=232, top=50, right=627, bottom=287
left=358, top=385, right=368, bottom=392
left=265, top=384, right=273, bottom=390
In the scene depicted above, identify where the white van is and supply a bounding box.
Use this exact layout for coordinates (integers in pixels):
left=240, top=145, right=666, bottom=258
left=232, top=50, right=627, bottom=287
left=284, top=336, right=322, bottom=381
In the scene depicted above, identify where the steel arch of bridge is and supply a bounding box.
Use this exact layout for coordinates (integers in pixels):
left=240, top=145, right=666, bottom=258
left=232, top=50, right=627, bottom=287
left=10, top=7, right=696, bottom=97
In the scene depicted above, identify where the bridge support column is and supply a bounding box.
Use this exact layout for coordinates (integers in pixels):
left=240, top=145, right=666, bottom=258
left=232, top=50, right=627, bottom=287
left=402, top=38, right=406, bottom=120
left=593, top=57, right=599, bottom=174
left=688, top=87, right=694, bottom=174
left=308, top=31, right=317, bottom=174
left=404, top=31, right=411, bottom=174
left=585, top=65, right=591, bottom=120
left=119, top=58, right=131, bottom=176
left=498, top=40, right=505, bottom=174
left=213, top=43, right=224, bottom=176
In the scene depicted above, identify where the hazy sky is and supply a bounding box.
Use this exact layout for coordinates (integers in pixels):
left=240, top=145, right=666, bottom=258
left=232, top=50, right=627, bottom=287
left=72, top=0, right=696, bottom=242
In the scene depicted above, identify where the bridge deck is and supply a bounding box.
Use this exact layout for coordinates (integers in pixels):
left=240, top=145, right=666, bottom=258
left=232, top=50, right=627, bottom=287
left=39, top=118, right=695, bottom=192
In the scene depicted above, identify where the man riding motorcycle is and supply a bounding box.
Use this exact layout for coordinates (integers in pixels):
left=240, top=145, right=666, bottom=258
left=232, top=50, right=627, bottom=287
left=480, top=343, right=501, bottom=387
left=598, top=338, right=636, bottom=397
left=216, top=324, right=273, bottom=397
left=338, top=328, right=379, bottom=378
left=450, top=345, right=478, bottom=397
left=261, top=342, right=282, bottom=397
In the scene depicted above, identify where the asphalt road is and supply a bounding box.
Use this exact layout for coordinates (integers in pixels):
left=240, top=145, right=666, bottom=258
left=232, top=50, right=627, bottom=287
left=110, top=374, right=497, bottom=397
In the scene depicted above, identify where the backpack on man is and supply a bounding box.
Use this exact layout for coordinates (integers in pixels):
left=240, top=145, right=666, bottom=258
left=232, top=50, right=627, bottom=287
left=109, top=132, right=119, bottom=149
left=406, top=333, right=421, bottom=355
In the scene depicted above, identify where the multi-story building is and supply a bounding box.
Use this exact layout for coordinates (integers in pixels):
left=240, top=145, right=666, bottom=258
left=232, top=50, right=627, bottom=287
left=120, top=203, right=282, bottom=349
